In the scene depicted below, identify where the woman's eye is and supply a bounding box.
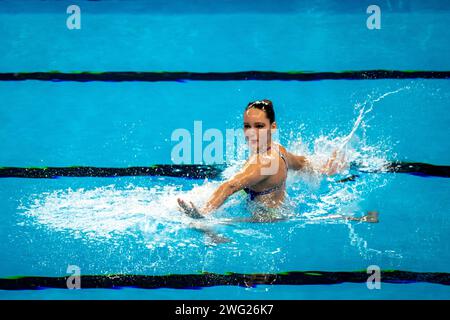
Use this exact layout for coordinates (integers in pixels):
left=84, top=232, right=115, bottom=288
left=244, top=124, right=251, bottom=129
left=256, top=124, right=265, bottom=128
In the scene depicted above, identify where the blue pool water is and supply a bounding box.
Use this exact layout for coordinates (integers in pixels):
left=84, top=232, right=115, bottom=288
left=0, top=0, right=449, bottom=299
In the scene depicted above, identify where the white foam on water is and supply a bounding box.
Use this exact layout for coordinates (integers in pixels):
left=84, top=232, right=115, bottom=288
left=19, top=181, right=224, bottom=248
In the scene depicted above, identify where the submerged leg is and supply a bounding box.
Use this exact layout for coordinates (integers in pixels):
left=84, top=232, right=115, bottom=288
left=354, top=211, right=379, bottom=223
left=320, top=211, right=379, bottom=223
left=188, top=211, right=289, bottom=244
left=227, top=216, right=288, bottom=223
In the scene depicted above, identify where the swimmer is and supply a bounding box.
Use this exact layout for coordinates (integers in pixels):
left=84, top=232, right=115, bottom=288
left=177, top=99, right=374, bottom=223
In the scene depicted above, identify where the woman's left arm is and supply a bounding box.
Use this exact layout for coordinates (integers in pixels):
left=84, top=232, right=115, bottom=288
left=285, top=152, right=311, bottom=171
left=285, top=148, right=346, bottom=176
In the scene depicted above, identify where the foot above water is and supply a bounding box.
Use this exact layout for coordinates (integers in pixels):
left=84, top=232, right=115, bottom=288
left=361, top=211, right=379, bottom=223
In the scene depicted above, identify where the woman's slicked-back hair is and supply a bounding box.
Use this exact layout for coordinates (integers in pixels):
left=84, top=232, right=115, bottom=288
left=245, top=99, right=275, bottom=124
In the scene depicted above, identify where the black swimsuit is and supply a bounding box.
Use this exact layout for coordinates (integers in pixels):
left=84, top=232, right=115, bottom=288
left=243, top=146, right=288, bottom=201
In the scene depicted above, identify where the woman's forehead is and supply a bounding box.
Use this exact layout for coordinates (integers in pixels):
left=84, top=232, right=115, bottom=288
left=244, top=108, right=267, bottom=120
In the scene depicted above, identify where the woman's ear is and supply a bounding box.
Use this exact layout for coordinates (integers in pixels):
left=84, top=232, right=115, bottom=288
left=271, top=122, right=277, bottom=130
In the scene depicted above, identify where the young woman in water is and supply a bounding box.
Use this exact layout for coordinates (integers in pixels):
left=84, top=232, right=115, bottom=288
left=177, top=99, right=378, bottom=223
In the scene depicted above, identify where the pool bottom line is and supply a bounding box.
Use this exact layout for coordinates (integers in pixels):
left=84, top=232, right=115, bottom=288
left=0, top=270, right=448, bottom=290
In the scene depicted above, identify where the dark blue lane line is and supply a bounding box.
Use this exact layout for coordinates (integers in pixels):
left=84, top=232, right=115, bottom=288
left=374, top=161, right=450, bottom=178
left=0, top=271, right=448, bottom=290
left=0, top=162, right=448, bottom=179
left=0, top=70, right=449, bottom=82
left=0, top=165, right=226, bottom=179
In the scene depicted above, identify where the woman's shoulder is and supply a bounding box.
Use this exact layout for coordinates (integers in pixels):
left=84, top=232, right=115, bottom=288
left=274, top=143, right=288, bottom=155
left=277, top=144, right=287, bottom=152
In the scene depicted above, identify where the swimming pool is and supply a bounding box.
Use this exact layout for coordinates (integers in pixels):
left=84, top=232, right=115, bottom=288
left=0, top=0, right=449, bottom=300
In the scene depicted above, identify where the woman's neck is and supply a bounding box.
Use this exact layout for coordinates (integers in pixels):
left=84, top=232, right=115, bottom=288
left=253, top=142, right=272, bottom=155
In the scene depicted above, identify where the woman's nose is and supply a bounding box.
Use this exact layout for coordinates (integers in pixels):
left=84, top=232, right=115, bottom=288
left=245, top=128, right=257, bottom=139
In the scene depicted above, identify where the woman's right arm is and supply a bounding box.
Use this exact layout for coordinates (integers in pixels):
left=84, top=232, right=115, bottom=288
left=177, top=157, right=268, bottom=217
left=200, top=161, right=267, bottom=214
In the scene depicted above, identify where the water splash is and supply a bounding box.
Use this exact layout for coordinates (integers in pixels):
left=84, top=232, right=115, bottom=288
left=280, top=87, right=409, bottom=257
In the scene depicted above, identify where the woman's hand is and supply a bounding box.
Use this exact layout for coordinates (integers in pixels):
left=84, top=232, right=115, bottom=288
left=320, top=149, right=348, bottom=175
left=177, top=198, right=205, bottom=219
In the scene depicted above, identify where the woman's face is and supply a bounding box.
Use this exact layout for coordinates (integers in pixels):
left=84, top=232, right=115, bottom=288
left=243, top=108, right=276, bottom=152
